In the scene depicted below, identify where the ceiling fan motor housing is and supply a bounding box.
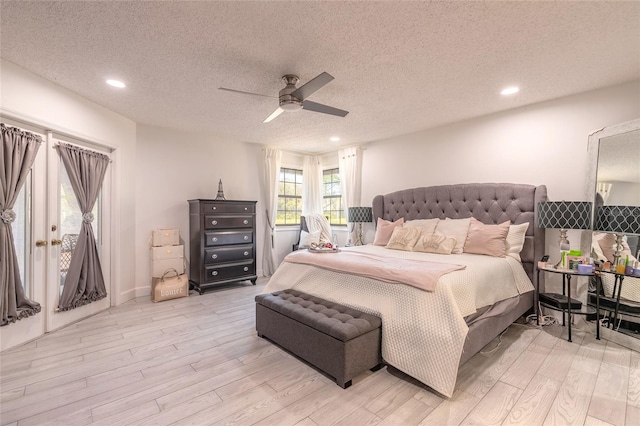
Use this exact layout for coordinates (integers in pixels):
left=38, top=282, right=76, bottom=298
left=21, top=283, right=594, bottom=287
left=279, top=74, right=303, bottom=111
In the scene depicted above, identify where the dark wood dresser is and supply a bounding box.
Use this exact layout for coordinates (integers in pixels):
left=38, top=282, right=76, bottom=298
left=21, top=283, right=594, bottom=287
left=188, top=199, right=257, bottom=294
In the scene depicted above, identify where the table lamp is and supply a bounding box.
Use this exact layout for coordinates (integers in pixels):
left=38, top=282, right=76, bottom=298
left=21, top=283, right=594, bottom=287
left=347, top=207, right=372, bottom=246
left=537, top=201, right=592, bottom=249
left=594, top=205, right=640, bottom=266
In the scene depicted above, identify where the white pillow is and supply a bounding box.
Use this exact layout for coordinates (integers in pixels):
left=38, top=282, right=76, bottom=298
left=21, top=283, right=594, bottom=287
left=591, top=234, right=607, bottom=262
left=299, top=230, right=320, bottom=249
left=404, top=219, right=439, bottom=237
left=434, top=218, right=470, bottom=254
left=505, top=223, right=529, bottom=262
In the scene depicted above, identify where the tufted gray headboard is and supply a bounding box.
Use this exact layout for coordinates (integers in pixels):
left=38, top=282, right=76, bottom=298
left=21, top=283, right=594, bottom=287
left=372, top=183, right=547, bottom=290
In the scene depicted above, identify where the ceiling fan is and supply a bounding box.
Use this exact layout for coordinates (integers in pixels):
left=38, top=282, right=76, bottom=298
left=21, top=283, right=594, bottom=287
left=219, top=72, right=349, bottom=123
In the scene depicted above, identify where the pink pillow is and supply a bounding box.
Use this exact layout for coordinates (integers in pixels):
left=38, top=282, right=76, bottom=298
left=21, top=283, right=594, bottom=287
left=463, top=218, right=510, bottom=257
left=373, top=217, right=404, bottom=246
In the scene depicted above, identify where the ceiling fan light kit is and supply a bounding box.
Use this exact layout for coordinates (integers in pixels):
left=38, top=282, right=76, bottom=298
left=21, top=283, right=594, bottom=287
left=219, top=71, right=349, bottom=123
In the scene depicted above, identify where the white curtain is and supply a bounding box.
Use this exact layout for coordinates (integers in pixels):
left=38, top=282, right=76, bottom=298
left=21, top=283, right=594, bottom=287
left=339, top=146, right=363, bottom=243
left=261, top=147, right=281, bottom=276
left=302, top=155, right=323, bottom=216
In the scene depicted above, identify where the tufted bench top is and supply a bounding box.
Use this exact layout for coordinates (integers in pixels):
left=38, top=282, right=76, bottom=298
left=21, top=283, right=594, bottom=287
left=255, top=289, right=381, bottom=342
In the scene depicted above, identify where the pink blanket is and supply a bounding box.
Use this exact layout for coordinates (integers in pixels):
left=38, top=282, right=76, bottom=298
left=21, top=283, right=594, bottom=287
left=284, top=250, right=465, bottom=292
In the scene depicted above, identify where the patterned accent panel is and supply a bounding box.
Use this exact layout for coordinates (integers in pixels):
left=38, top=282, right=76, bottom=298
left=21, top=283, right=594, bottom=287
left=372, top=183, right=547, bottom=290
left=595, top=205, right=640, bottom=235
left=537, top=201, right=592, bottom=230
left=348, top=206, right=373, bottom=223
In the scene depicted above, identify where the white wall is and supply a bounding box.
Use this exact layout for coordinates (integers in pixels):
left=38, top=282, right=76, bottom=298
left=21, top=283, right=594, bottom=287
left=0, top=59, right=138, bottom=305
left=134, top=125, right=262, bottom=295
left=362, top=81, right=639, bottom=205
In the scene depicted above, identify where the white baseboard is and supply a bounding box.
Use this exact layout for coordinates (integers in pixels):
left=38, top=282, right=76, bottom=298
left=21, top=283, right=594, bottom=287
left=118, top=288, right=137, bottom=304
left=134, top=285, right=152, bottom=298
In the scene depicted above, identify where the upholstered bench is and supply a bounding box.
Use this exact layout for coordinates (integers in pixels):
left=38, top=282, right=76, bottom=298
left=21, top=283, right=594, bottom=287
left=255, top=289, right=383, bottom=388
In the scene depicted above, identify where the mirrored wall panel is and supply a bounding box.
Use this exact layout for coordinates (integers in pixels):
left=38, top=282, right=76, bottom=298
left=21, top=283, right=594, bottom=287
left=590, top=120, right=640, bottom=341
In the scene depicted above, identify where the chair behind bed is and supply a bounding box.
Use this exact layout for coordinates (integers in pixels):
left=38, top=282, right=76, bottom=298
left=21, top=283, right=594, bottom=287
left=372, top=183, right=547, bottom=291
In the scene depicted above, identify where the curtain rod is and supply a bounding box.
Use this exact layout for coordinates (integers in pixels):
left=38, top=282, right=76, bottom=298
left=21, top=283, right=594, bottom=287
left=53, top=143, right=113, bottom=163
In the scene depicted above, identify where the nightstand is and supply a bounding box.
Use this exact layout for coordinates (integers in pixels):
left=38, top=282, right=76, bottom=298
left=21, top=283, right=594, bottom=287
left=588, top=270, right=640, bottom=333
left=536, top=266, right=599, bottom=342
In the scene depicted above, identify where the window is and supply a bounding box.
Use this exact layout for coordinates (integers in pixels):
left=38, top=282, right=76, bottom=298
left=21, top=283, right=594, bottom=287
left=276, top=168, right=303, bottom=225
left=323, top=168, right=346, bottom=225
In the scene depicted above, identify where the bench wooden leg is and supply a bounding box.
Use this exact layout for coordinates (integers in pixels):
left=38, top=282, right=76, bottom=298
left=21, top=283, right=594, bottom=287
left=338, top=379, right=352, bottom=389
left=370, top=363, right=384, bottom=372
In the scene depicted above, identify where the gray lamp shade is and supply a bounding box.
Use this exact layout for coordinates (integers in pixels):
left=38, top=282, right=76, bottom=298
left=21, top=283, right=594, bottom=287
left=594, top=205, right=640, bottom=235
left=348, top=207, right=373, bottom=223
left=537, top=201, right=592, bottom=230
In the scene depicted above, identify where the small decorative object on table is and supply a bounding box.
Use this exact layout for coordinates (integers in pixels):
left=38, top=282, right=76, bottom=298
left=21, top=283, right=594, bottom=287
left=215, top=179, right=226, bottom=200
left=309, top=241, right=339, bottom=253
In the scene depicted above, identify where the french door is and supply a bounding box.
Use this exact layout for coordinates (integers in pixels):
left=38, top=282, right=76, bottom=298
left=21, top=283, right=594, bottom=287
left=0, top=127, right=111, bottom=351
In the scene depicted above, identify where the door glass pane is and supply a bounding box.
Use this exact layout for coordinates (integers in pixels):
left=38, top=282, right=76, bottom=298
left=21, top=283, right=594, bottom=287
left=12, top=173, right=31, bottom=298
left=59, top=164, right=99, bottom=293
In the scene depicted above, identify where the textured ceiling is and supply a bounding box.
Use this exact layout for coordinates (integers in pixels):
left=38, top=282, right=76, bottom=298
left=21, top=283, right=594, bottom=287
left=1, top=1, right=639, bottom=153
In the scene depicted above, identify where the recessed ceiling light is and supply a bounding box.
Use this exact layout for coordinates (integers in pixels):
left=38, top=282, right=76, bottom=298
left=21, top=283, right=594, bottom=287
left=106, top=79, right=126, bottom=88
left=330, top=136, right=340, bottom=142
left=500, top=86, right=519, bottom=96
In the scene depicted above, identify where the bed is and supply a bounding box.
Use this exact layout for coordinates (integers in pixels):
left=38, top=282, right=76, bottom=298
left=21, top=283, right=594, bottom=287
left=264, top=183, right=547, bottom=397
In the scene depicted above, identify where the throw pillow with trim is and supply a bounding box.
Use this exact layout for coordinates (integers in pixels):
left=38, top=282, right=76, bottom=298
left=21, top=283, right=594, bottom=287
left=373, top=217, right=405, bottom=246
left=386, top=226, right=422, bottom=251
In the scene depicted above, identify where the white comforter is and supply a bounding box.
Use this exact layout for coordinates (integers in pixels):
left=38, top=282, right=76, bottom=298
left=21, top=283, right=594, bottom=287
left=263, top=245, right=534, bottom=397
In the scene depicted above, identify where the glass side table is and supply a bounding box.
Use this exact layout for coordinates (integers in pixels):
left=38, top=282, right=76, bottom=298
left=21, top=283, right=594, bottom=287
left=536, top=266, right=599, bottom=342
left=595, top=269, right=640, bottom=330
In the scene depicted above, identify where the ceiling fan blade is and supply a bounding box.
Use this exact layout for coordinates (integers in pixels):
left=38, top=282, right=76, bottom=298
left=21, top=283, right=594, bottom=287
left=291, top=72, right=334, bottom=100
left=302, top=100, right=349, bottom=117
left=263, top=107, right=285, bottom=123
left=218, top=87, right=277, bottom=99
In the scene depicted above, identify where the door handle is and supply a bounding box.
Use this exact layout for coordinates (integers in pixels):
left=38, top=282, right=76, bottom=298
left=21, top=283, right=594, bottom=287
left=51, top=239, right=62, bottom=246
left=35, top=240, right=48, bottom=247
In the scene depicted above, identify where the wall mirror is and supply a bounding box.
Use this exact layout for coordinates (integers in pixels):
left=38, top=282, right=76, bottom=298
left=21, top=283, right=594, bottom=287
left=586, top=118, right=640, bottom=347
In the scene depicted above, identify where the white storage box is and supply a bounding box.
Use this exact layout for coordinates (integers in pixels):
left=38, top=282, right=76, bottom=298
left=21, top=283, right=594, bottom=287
left=152, top=229, right=179, bottom=247
left=152, top=257, right=185, bottom=277
left=151, top=245, right=184, bottom=260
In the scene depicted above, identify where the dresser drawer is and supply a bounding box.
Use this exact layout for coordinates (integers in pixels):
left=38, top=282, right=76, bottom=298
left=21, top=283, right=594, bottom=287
left=202, top=203, right=255, bottom=214
left=204, top=261, right=255, bottom=282
left=204, top=245, right=253, bottom=264
left=205, top=231, right=253, bottom=246
left=204, top=215, right=253, bottom=230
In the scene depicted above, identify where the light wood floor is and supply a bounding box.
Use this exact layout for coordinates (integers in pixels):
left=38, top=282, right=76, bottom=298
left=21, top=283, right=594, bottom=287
left=1, top=279, right=638, bottom=426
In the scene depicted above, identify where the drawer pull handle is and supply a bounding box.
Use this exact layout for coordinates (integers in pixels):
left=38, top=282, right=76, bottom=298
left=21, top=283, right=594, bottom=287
left=243, top=236, right=249, bottom=240
left=212, top=237, right=218, bottom=242
left=244, top=251, right=249, bottom=256
left=213, top=206, right=217, bottom=210
left=211, top=220, right=218, bottom=225
left=212, top=254, right=218, bottom=259
left=243, top=220, right=248, bottom=225
left=244, top=267, right=249, bottom=272
left=212, top=271, right=218, bottom=276
left=244, top=207, right=248, bottom=211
